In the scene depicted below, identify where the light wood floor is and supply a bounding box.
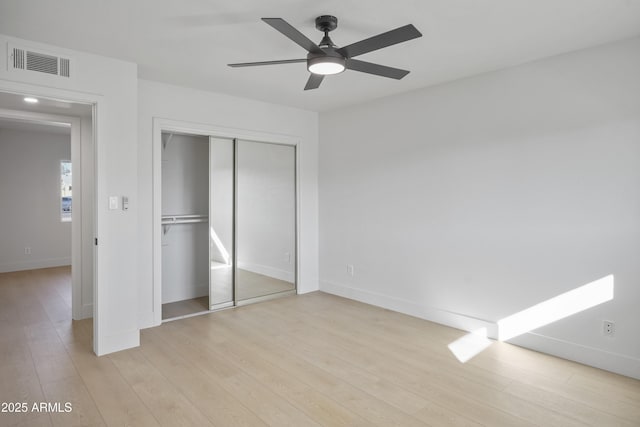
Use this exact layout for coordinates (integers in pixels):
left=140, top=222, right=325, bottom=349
left=210, top=266, right=296, bottom=306
left=1, top=267, right=639, bottom=426
left=236, top=268, right=295, bottom=301
left=161, top=296, right=209, bottom=320
left=163, top=269, right=295, bottom=320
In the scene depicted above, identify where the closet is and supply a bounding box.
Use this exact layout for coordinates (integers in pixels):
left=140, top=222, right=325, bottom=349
left=161, top=132, right=296, bottom=320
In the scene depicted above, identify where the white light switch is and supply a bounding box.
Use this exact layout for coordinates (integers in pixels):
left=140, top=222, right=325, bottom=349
left=109, top=196, right=118, bottom=210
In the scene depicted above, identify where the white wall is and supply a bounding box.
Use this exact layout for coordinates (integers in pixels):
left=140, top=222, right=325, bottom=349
left=138, top=80, right=319, bottom=328
left=0, top=127, right=71, bottom=272
left=161, top=134, right=209, bottom=303
left=0, top=34, right=139, bottom=355
left=319, top=37, right=640, bottom=379
left=237, top=140, right=296, bottom=282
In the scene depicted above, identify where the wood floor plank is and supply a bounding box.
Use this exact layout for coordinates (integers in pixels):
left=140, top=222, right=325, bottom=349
left=41, top=376, right=106, bottom=427
left=151, top=321, right=323, bottom=426
left=64, top=344, right=160, bottom=427
left=238, top=300, right=588, bottom=426
left=140, top=330, right=269, bottom=427
left=109, top=349, right=213, bottom=427
left=567, top=369, right=640, bottom=403
left=235, top=301, right=538, bottom=427
left=0, top=359, right=51, bottom=426
left=503, top=380, right=639, bottom=427
left=8, top=412, right=53, bottom=426
left=191, top=307, right=453, bottom=427
left=180, top=321, right=374, bottom=426
left=291, top=296, right=517, bottom=391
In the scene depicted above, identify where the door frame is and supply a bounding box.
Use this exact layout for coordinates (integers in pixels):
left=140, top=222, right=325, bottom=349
left=0, top=81, right=103, bottom=354
left=152, top=117, right=301, bottom=326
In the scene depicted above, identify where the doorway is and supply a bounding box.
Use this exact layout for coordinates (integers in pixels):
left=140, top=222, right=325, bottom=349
left=0, top=91, right=94, bottom=323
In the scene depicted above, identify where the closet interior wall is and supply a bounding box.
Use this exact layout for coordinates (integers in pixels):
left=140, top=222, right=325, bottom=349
left=161, top=133, right=209, bottom=306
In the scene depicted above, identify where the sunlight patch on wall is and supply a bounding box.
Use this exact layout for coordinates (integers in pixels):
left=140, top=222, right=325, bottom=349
left=497, top=275, right=614, bottom=342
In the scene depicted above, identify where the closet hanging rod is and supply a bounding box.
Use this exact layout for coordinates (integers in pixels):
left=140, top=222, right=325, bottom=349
left=161, top=218, right=208, bottom=225
left=162, top=214, right=208, bottom=225
left=162, top=214, right=208, bottom=221
left=161, top=214, right=208, bottom=234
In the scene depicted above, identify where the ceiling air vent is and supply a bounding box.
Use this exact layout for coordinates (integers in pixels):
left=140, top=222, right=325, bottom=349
left=12, top=47, right=25, bottom=70
left=26, top=50, right=58, bottom=75
left=8, top=45, right=72, bottom=78
left=59, top=57, right=70, bottom=78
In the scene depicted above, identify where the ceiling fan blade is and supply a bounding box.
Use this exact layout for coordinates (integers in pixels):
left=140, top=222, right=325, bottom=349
left=304, top=73, right=324, bottom=90
left=228, top=59, right=306, bottom=67
left=345, top=59, right=410, bottom=79
left=337, top=24, right=422, bottom=58
left=262, top=18, right=324, bottom=55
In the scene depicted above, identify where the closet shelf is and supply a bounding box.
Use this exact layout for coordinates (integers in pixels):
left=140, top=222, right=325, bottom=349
left=161, top=132, right=174, bottom=150
left=162, top=214, right=208, bottom=234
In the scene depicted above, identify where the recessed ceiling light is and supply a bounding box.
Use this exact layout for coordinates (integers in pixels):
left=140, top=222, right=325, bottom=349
left=24, top=97, right=39, bottom=104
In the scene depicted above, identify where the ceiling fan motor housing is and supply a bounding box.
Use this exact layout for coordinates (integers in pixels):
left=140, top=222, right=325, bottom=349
left=315, top=15, right=338, bottom=32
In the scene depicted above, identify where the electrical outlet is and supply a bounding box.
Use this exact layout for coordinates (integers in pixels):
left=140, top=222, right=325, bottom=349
left=603, top=320, right=615, bottom=336
left=284, top=252, right=291, bottom=264
left=24, top=247, right=31, bottom=255
left=346, top=264, right=354, bottom=276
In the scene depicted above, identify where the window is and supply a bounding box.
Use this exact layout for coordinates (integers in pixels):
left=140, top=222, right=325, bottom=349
left=61, top=160, right=72, bottom=222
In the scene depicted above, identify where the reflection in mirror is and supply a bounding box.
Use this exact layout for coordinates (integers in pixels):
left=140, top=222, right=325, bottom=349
left=209, top=137, right=235, bottom=308
left=236, top=140, right=296, bottom=301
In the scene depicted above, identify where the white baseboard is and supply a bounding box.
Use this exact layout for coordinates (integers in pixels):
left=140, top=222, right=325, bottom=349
left=320, top=279, right=496, bottom=334
left=0, top=257, right=71, bottom=273
left=320, top=280, right=640, bottom=380
left=509, top=332, right=640, bottom=379
left=238, top=262, right=295, bottom=283
left=80, top=303, right=93, bottom=319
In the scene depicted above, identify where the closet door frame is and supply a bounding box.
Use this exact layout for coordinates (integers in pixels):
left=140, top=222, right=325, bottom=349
left=152, top=118, right=300, bottom=326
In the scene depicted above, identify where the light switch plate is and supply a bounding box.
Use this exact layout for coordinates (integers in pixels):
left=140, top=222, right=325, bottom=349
left=109, top=196, right=118, bottom=210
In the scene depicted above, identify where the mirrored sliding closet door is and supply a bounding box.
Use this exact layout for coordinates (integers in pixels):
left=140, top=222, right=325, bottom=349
left=161, top=134, right=296, bottom=321
left=235, top=140, right=296, bottom=303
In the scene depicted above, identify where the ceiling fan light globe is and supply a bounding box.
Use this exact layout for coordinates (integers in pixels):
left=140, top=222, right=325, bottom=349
left=307, top=56, right=346, bottom=75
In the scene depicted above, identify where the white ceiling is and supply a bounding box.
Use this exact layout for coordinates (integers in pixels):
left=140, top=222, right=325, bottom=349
left=0, top=116, right=71, bottom=135
left=0, top=91, right=90, bottom=134
left=1, top=0, right=639, bottom=112
left=0, top=91, right=92, bottom=116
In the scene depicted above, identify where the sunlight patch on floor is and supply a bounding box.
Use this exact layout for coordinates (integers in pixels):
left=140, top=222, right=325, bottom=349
left=448, top=328, right=493, bottom=363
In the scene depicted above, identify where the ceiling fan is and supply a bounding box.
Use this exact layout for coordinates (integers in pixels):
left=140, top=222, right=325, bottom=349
left=228, top=15, right=422, bottom=90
